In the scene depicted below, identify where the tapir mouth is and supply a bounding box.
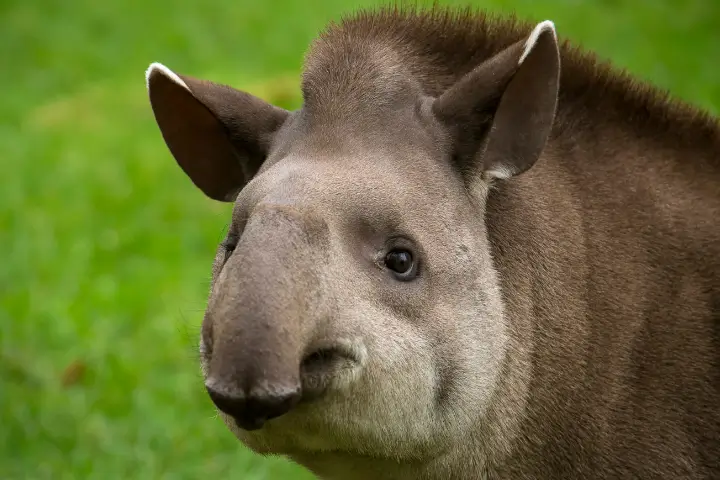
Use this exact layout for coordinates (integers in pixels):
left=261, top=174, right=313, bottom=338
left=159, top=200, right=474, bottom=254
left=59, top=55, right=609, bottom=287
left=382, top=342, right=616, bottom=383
left=216, top=344, right=363, bottom=432
left=299, top=340, right=367, bottom=401
left=223, top=342, right=366, bottom=431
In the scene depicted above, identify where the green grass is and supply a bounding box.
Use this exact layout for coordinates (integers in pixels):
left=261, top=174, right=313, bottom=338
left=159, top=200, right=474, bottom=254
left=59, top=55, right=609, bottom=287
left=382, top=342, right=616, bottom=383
left=1, top=0, right=718, bottom=478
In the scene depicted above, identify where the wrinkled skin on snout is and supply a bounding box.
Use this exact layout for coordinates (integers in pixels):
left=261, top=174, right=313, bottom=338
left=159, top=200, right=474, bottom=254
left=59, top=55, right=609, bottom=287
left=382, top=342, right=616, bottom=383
left=146, top=18, right=560, bottom=479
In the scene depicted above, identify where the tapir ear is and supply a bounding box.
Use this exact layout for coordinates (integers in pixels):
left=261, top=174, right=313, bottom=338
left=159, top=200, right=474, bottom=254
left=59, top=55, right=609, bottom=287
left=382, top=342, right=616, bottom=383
left=145, top=62, right=290, bottom=202
left=432, top=20, right=560, bottom=182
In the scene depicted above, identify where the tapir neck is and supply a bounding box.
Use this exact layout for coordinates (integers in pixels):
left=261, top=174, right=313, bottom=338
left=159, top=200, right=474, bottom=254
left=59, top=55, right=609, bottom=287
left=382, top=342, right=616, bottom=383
left=483, top=131, right=720, bottom=476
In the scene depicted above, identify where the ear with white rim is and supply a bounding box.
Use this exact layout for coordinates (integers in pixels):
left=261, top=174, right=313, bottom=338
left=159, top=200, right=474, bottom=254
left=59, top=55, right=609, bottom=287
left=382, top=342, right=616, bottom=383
left=432, top=20, right=561, bottom=183
left=519, top=20, right=557, bottom=64
left=145, top=62, right=290, bottom=202
left=145, top=62, right=191, bottom=91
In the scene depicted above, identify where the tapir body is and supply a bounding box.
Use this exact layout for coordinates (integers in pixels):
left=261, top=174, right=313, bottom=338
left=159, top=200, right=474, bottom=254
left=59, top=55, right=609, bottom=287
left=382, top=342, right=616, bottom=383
left=145, top=6, right=720, bottom=479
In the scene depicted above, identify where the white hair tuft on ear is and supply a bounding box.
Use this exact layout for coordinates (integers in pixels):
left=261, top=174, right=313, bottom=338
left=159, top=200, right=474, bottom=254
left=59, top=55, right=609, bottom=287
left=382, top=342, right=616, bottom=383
left=519, top=20, right=557, bottom=65
left=145, top=62, right=191, bottom=91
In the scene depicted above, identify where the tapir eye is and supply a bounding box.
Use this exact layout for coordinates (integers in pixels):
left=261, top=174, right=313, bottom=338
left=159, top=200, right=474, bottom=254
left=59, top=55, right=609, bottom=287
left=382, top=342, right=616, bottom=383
left=219, top=234, right=239, bottom=263
left=384, top=249, right=417, bottom=280
left=222, top=234, right=238, bottom=252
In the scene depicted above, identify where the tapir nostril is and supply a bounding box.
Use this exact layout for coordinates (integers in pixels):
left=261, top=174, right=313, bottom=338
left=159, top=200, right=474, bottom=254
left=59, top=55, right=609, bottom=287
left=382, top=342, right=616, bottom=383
left=205, top=379, right=301, bottom=431
left=205, top=382, right=245, bottom=417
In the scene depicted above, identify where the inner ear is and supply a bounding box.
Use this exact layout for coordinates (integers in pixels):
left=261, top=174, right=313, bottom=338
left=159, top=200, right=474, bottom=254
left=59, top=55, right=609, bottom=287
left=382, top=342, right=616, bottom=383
left=432, top=20, right=561, bottom=184
left=146, top=62, right=290, bottom=202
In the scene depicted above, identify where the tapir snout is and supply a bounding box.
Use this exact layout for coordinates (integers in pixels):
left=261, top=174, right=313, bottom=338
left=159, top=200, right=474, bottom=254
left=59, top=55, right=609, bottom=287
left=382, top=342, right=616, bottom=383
left=201, top=204, right=363, bottom=430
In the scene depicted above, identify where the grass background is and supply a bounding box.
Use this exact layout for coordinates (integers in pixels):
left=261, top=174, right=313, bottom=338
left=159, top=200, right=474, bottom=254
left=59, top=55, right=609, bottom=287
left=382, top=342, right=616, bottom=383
left=1, top=0, right=718, bottom=478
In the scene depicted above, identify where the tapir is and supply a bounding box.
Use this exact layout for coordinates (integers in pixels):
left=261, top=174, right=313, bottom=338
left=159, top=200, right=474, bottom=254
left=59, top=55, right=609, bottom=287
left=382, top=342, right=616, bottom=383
left=145, top=6, right=720, bottom=479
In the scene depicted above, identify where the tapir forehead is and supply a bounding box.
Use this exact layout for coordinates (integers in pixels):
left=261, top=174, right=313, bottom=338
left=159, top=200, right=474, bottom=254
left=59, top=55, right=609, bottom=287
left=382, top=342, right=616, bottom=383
left=233, top=148, right=461, bottom=235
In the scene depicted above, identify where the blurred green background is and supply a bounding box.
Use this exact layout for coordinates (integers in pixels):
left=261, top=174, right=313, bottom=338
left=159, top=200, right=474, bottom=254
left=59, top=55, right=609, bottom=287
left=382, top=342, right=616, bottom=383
left=1, top=0, right=718, bottom=478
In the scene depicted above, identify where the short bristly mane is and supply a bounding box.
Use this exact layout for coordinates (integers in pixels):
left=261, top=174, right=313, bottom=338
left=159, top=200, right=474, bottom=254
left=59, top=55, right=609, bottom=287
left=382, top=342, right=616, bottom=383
left=301, top=5, right=719, bottom=156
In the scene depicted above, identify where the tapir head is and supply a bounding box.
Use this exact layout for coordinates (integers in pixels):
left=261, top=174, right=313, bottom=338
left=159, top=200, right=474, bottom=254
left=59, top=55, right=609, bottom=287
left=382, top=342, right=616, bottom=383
left=145, top=17, right=559, bottom=471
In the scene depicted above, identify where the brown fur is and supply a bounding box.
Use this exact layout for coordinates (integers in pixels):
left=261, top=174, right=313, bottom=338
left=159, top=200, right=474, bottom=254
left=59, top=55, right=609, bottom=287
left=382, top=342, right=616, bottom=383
left=303, top=5, right=719, bottom=152
left=146, top=5, right=720, bottom=479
